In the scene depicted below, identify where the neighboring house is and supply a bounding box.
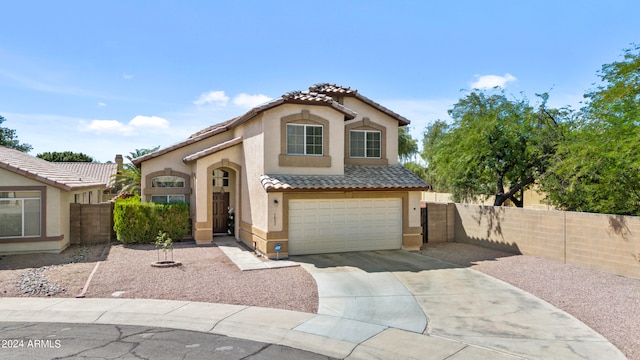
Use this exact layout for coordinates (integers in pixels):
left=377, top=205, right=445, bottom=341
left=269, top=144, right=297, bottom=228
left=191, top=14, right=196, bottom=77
left=0, top=147, right=119, bottom=254
left=133, top=84, right=429, bottom=258
left=57, top=155, right=122, bottom=202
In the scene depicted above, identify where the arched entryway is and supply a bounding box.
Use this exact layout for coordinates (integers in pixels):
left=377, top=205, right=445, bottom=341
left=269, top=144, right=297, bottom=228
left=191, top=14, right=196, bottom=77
left=208, top=163, right=240, bottom=239
left=212, top=168, right=231, bottom=235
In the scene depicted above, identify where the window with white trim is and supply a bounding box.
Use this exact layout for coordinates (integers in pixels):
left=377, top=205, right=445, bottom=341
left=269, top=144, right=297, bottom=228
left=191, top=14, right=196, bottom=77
left=287, top=124, right=323, bottom=156
left=350, top=130, right=381, bottom=158
left=0, top=191, right=41, bottom=238
left=151, top=194, right=186, bottom=204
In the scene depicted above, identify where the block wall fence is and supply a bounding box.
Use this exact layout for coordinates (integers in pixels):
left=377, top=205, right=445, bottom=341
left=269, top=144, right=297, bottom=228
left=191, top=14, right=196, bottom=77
left=70, top=203, right=115, bottom=245
left=425, top=202, right=640, bottom=279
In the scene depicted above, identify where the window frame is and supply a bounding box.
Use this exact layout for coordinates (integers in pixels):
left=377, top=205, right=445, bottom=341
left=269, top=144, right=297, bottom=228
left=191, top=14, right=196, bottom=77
left=150, top=194, right=186, bottom=204
left=0, top=190, right=42, bottom=239
left=151, top=175, right=186, bottom=188
left=286, top=124, right=324, bottom=156
left=212, top=169, right=230, bottom=187
left=143, top=169, right=191, bottom=203
left=350, top=130, right=382, bottom=159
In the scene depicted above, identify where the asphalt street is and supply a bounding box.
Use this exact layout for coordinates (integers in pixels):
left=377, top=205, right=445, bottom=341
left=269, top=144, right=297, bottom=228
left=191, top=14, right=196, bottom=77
left=0, top=322, right=336, bottom=360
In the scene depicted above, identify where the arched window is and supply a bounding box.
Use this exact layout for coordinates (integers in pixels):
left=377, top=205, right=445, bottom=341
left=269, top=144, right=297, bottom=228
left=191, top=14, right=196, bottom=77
left=151, top=176, right=185, bottom=188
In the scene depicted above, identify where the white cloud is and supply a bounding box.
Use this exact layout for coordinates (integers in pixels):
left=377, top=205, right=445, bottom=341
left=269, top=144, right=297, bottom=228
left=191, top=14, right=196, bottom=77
left=471, top=73, right=517, bottom=89
left=123, top=73, right=133, bottom=80
left=130, top=115, right=169, bottom=130
left=80, top=119, right=135, bottom=135
left=232, top=93, right=272, bottom=108
left=79, top=115, right=170, bottom=136
left=98, top=102, right=106, bottom=107
left=194, top=90, right=229, bottom=107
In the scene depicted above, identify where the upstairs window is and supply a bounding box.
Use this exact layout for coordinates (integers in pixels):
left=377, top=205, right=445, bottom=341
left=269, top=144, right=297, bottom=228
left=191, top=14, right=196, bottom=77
left=287, top=124, right=323, bottom=156
left=350, top=130, right=381, bottom=158
left=151, top=175, right=185, bottom=188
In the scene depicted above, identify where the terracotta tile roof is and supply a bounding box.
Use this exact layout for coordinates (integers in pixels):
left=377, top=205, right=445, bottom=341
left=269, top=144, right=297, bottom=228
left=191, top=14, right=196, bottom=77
left=134, top=89, right=357, bottom=166
left=183, top=137, right=243, bottom=163
left=260, top=165, right=429, bottom=191
left=56, top=162, right=119, bottom=188
left=308, top=83, right=357, bottom=95
left=0, top=146, right=106, bottom=191
left=309, top=83, right=410, bottom=126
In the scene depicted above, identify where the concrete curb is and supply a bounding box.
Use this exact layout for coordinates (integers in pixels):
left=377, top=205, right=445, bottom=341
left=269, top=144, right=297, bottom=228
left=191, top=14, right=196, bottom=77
left=0, top=297, right=520, bottom=360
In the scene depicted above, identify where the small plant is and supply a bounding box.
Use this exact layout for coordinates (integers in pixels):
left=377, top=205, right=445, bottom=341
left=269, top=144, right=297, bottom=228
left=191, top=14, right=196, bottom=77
left=155, top=231, right=174, bottom=262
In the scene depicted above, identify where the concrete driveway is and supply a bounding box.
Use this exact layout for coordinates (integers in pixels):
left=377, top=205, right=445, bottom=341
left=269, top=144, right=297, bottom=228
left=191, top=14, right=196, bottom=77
left=292, top=250, right=625, bottom=360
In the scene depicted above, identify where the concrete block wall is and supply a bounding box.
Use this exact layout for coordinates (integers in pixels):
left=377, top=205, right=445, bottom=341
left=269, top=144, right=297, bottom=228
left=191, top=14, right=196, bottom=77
left=453, top=204, right=566, bottom=261
left=445, top=203, right=640, bottom=279
left=565, top=212, right=640, bottom=278
left=425, top=202, right=455, bottom=243
left=70, top=203, right=114, bottom=245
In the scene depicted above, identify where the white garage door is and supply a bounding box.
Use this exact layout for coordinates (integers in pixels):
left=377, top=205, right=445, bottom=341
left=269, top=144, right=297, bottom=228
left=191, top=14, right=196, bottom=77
left=288, top=198, right=402, bottom=255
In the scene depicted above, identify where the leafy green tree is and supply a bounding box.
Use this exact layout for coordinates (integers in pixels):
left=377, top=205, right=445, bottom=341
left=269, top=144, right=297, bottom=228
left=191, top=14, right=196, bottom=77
left=0, top=115, right=32, bottom=152
left=112, top=146, right=160, bottom=195
left=421, top=119, right=449, bottom=191
left=37, top=151, right=94, bottom=162
left=541, top=45, right=640, bottom=215
left=398, top=126, right=418, bottom=163
left=429, top=90, right=565, bottom=207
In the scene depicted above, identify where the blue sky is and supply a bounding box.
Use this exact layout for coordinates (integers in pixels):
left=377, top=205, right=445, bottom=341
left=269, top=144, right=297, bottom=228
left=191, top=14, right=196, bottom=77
left=1, top=1, right=639, bottom=162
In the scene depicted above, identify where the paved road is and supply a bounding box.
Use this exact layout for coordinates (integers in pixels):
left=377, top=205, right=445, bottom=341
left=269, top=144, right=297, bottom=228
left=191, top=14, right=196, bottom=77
left=0, top=322, right=335, bottom=360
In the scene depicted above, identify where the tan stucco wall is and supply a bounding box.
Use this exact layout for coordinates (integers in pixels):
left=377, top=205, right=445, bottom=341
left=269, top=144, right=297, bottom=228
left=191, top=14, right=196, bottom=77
left=239, top=114, right=268, bottom=233
left=263, top=104, right=346, bottom=175
left=342, top=97, right=400, bottom=165
left=408, top=191, right=422, bottom=227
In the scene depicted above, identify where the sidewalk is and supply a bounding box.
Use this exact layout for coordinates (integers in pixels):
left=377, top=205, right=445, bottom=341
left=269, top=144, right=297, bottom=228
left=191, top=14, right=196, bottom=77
left=0, top=297, right=521, bottom=359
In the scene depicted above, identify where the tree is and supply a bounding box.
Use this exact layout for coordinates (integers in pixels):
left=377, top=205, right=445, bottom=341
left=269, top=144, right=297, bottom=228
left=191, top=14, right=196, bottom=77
left=541, top=45, right=640, bottom=215
left=37, top=151, right=94, bottom=162
left=0, top=115, right=32, bottom=152
left=112, top=146, right=160, bottom=195
left=398, top=126, right=418, bottom=163
left=429, top=90, right=565, bottom=207
left=421, top=120, right=449, bottom=191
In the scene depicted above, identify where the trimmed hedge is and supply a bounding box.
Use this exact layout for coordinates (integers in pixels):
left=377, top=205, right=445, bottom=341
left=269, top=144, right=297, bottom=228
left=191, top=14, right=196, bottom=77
left=113, top=195, right=190, bottom=244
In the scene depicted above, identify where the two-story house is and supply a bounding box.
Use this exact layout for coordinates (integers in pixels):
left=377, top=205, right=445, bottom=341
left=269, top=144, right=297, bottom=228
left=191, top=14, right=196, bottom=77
left=133, top=84, right=428, bottom=258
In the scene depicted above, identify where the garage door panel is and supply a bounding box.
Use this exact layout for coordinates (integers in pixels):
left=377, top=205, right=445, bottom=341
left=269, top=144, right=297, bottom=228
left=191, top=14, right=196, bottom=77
left=289, top=198, right=402, bottom=255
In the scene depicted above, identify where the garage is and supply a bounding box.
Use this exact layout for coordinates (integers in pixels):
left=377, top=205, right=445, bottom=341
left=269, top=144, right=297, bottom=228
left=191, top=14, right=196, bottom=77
left=288, top=198, right=402, bottom=255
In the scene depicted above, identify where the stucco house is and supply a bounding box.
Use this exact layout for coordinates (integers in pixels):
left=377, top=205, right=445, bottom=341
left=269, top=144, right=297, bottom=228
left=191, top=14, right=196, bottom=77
left=0, top=146, right=119, bottom=254
left=133, top=84, right=428, bottom=258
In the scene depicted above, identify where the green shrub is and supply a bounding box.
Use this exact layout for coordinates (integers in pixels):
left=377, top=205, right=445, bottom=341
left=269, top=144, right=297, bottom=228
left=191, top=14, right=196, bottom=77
left=157, top=202, right=190, bottom=241
left=113, top=196, right=190, bottom=244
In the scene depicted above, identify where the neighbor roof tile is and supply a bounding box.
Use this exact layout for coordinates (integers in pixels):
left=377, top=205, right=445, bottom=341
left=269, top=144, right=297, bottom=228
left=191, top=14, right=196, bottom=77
left=0, top=146, right=106, bottom=191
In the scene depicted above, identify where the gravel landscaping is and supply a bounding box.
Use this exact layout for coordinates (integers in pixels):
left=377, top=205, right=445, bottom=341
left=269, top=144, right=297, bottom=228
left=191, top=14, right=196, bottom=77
left=0, top=241, right=318, bottom=313
left=1, top=240, right=639, bottom=359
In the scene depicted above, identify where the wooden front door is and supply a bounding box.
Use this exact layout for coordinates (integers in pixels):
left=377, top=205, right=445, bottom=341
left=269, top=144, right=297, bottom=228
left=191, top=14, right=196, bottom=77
left=213, top=192, right=230, bottom=234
